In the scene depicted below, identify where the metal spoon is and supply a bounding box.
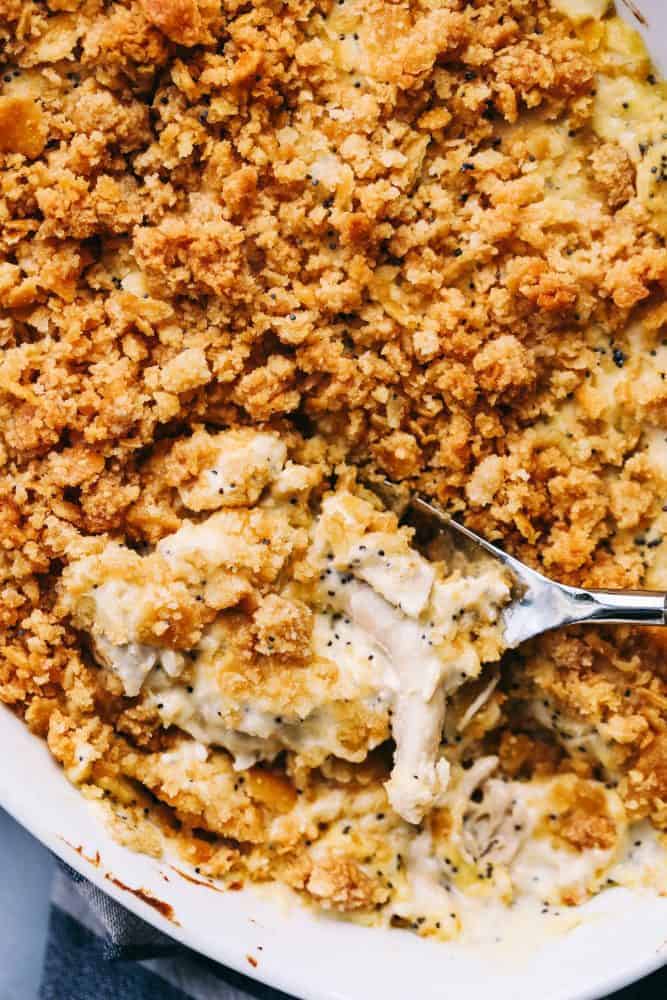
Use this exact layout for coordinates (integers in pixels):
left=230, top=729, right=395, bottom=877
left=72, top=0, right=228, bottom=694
left=375, top=485, right=667, bottom=648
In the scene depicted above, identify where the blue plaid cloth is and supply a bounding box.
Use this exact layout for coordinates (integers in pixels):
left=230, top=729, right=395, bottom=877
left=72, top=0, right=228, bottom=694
left=39, top=863, right=291, bottom=1000
left=39, top=864, right=666, bottom=1000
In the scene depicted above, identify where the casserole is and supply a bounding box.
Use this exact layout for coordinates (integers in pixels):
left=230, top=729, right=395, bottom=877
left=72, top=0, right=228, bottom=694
left=1, top=1, right=667, bottom=998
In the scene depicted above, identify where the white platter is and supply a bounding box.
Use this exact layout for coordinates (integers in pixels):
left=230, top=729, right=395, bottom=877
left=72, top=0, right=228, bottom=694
left=2, top=2, right=667, bottom=998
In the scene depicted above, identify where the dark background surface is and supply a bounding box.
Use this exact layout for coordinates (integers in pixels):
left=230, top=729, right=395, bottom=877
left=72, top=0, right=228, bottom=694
left=0, top=807, right=664, bottom=1000
left=0, top=809, right=53, bottom=999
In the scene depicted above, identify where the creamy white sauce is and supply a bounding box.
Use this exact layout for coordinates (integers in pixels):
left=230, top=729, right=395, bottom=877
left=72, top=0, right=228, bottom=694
left=179, top=431, right=287, bottom=511
left=143, top=611, right=394, bottom=771
left=95, top=636, right=186, bottom=697
left=346, top=540, right=436, bottom=617
left=66, top=431, right=511, bottom=825
left=551, top=0, right=609, bottom=20
left=311, top=508, right=509, bottom=823
left=95, top=637, right=159, bottom=697
left=383, top=761, right=654, bottom=950
left=461, top=776, right=532, bottom=867
left=392, top=830, right=459, bottom=934
left=322, top=571, right=452, bottom=823
left=530, top=697, right=621, bottom=778
left=85, top=506, right=510, bottom=824
left=607, top=821, right=667, bottom=894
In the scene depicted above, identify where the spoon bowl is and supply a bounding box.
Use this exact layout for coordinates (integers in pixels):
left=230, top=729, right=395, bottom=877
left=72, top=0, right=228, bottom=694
left=375, top=484, right=667, bottom=647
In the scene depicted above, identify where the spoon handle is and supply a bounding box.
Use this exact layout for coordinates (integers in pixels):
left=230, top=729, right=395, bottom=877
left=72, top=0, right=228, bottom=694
left=395, top=486, right=667, bottom=638
left=565, top=587, right=667, bottom=627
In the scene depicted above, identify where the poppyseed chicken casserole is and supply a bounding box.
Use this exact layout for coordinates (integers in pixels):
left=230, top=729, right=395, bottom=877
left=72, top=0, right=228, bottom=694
left=0, top=0, right=667, bottom=938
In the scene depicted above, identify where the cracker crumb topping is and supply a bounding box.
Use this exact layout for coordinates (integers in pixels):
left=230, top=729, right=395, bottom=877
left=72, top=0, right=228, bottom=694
left=1, top=0, right=667, bottom=936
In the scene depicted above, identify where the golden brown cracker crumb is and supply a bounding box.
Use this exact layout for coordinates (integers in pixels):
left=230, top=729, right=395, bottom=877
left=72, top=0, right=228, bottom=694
left=305, top=853, right=387, bottom=911
left=0, top=96, right=46, bottom=158
left=547, top=778, right=617, bottom=852
left=0, top=0, right=666, bottom=934
left=139, top=0, right=215, bottom=47
left=251, top=594, right=313, bottom=659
